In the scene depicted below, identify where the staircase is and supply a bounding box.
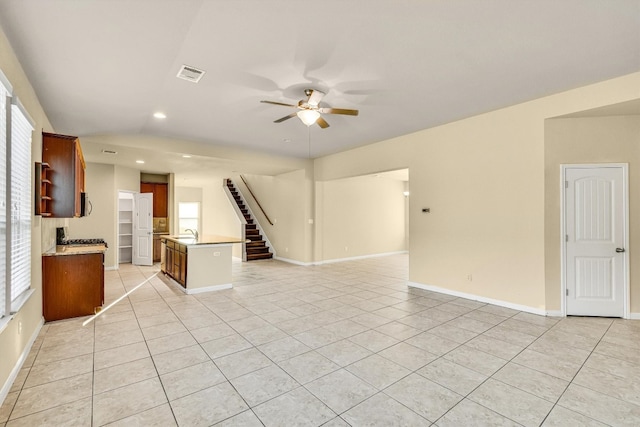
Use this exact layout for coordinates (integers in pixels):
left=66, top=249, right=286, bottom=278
left=226, top=179, right=273, bottom=261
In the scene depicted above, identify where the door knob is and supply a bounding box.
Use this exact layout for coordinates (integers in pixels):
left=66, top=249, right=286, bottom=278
left=616, top=248, right=625, bottom=253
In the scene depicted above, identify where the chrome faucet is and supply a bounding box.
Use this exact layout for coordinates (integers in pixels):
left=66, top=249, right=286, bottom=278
left=185, top=229, right=198, bottom=240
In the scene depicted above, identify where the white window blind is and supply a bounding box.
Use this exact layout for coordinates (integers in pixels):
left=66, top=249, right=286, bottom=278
left=0, top=87, right=8, bottom=318
left=10, top=100, right=34, bottom=305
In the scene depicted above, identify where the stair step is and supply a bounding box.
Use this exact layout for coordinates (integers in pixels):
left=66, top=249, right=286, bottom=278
left=245, top=224, right=256, bottom=229
left=247, top=234, right=263, bottom=241
left=246, top=240, right=265, bottom=247
left=247, top=246, right=270, bottom=254
left=247, top=252, right=273, bottom=261
left=246, top=229, right=260, bottom=235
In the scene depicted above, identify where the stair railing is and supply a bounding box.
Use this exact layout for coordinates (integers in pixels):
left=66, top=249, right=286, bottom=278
left=240, top=175, right=274, bottom=226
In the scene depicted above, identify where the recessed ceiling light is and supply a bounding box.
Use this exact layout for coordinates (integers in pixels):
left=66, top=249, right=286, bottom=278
left=182, top=154, right=192, bottom=158
left=136, top=160, right=145, bottom=164
left=153, top=112, right=167, bottom=119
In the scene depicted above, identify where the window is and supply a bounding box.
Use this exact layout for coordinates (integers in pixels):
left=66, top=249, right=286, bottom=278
left=0, top=75, right=8, bottom=319
left=0, top=69, right=34, bottom=323
left=178, top=202, right=200, bottom=235
left=10, top=100, right=34, bottom=307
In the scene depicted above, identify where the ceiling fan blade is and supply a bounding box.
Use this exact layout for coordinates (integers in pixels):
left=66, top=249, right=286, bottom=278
left=274, top=112, right=298, bottom=123
left=307, top=90, right=325, bottom=107
left=316, top=116, right=330, bottom=128
left=318, top=107, right=359, bottom=116
left=260, top=100, right=298, bottom=108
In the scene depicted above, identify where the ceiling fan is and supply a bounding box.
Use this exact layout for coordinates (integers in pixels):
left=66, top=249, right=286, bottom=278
left=261, top=89, right=359, bottom=128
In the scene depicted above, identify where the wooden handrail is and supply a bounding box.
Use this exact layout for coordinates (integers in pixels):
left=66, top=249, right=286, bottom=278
left=239, top=175, right=274, bottom=226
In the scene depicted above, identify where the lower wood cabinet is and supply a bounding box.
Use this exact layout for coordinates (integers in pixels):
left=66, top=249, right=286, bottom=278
left=163, top=240, right=187, bottom=287
left=42, top=252, right=104, bottom=321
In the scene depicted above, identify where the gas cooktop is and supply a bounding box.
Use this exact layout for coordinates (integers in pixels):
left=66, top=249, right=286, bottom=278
left=59, top=238, right=108, bottom=248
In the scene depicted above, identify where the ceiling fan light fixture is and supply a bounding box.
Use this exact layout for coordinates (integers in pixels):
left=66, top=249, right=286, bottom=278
left=297, top=109, right=320, bottom=126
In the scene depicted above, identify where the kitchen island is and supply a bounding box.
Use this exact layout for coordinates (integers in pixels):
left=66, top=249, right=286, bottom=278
left=160, top=235, right=245, bottom=294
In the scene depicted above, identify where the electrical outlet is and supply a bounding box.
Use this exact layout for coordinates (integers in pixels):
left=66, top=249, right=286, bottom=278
left=467, top=274, right=473, bottom=281
left=18, top=321, right=22, bottom=335
left=285, top=247, right=289, bottom=253
left=345, top=246, right=348, bottom=252
left=214, top=252, right=220, bottom=257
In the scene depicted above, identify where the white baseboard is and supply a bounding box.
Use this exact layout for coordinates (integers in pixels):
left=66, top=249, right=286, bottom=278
left=629, top=313, right=640, bottom=320
left=0, top=317, right=44, bottom=407
left=545, top=310, right=564, bottom=317
left=313, top=251, right=408, bottom=266
left=408, top=281, right=547, bottom=316
left=105, top=266, right=118, bottom=271
left=186, top=284, right=232, bottom=294
left=274, top=256, right=313, bottom=266
left=275, top=251, right=408, bottom=267
left=164, top=275, right=232, bottom=295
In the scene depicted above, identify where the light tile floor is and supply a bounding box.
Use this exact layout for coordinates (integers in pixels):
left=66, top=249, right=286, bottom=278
left=2, top=254, right=640, bottom=426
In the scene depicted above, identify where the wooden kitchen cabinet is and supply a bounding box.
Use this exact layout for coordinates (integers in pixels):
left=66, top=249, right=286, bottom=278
left=154, top=183, right=168, bottom=217
left=153, top=233, right=168, bottom=262
left=35, top=162, right=53, bottom=216
left=42, top=132, right=86, bottom=218
left=42, top=252, right=104, bottom=321
left=164, top=240, right=187, bottom=287
left=140, top=182, right=168, bottom=218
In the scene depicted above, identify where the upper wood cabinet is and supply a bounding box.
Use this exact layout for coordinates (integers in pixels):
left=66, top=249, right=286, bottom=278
left=140, top=182, right=168, bottom=218
left=42, top=132, right=86, bottom=218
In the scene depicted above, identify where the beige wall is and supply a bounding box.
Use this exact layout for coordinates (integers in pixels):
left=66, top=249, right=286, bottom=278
left=317, top=175, right=407, bottom=261
left=67, top=163, right=116, bottom=266
left=544, top=116, right=640, bottom=312
left=67, top=162, right=139, bottom=268
left=239, top=169, right=313, bottom=263
left=314, top=72, right=640, bottom=311
left=0, top=25, right=58, bottom=398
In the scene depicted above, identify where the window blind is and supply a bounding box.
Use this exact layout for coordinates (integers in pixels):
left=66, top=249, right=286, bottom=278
left=10, top=100, right=34, bottom=305
left=0, top=89, right=7, bottom=318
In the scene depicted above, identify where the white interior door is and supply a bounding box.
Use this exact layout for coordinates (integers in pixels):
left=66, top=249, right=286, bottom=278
left=133, top=192, right=153, bottom=266
left=565, top=165, right=627, bottom=317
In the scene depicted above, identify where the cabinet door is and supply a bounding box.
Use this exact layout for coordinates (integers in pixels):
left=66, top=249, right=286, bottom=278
left=153, top=237, right=161, bottom=262
left=140, top=182, right=154, bottom=194
left=154, top=183, right=168, bottom=218
left=42, top=253, right=103, bottom=321
left=165, top=246, right=173, bottom=276
left=42, top=133, right=86, bottom=218
left=178, top=251, right=187, bottom=286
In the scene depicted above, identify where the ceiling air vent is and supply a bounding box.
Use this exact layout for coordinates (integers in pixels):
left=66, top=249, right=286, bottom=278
left=101, top=149, right=118, bottom=155
left=176, top=65, right=206, bottom=83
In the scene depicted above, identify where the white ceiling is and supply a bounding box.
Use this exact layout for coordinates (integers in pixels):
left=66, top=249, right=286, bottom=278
left=1, top=0, right=639, bottom=165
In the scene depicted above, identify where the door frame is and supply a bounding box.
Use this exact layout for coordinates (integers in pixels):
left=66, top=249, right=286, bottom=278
left=560, top=163, right=629, bottom=318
